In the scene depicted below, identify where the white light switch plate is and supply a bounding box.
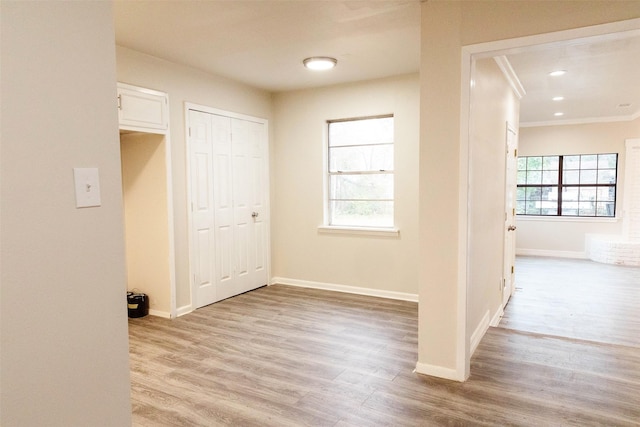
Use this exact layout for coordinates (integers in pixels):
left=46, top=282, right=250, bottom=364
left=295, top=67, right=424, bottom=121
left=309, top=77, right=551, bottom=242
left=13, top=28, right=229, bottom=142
left=73, top=168, right=101, bottom=208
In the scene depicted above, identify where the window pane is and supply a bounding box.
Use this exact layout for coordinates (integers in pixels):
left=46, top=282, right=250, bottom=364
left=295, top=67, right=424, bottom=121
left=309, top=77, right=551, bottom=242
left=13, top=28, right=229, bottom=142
left=563, top=170, right=579, bottom=184
left=329, top=117, right=393, bottom=147
left=578, top=201, right=595, bottom=216
left=579, top=187, right=596, bottom=201
left=564, top=155, right=580, bottom=169
left=527, top=171, right=542, bottom=184
left=540, top=204, right=557, bottom=215
left=329, top=144, right=393, bottom=172
left=329, top=174, right=393, bottom=200
left=330, top=200, right=393, bottom=227
left=517, top=171, right=527, bottom=185
left=516, top=187, right=526, bottom=200
left=516, top=201, right=526, bottom=214
left=525, top=187, right=541, bottom=200
left=598, top=154, right=617, bottom=169
left=525, top=201, right=541, bottom=215
left=517, top=158, right=527, bottom=170
left=580, top=169, right=597, bottom=184
left=580, top=155, right=598, bottom=169
left=597, top=169, right=616, bottom=184
left=563, top=187, right=579, bottom=201
left=543, top=156, right=559, bottom=170
left=596, top=186, right=615, bottom=202
left=542, top=186, right=557, bottom=201
left=562, top=202, right=579, bottom=216
left=596, top=202, right=615, bottom=217
left=526, top=157, right=542, bottom=170
left=542, top=170, right=558, bottom=184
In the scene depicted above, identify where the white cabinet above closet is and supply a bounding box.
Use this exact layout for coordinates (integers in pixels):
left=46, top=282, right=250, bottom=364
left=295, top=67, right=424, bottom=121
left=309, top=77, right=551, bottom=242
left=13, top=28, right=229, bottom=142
left=117, top=82, right=168, bottom=133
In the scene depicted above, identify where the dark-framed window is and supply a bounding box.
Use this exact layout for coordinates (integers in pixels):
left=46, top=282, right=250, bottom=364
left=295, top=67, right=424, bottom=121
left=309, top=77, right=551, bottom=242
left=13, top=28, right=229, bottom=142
left=516, top=153, right=618, bottom=217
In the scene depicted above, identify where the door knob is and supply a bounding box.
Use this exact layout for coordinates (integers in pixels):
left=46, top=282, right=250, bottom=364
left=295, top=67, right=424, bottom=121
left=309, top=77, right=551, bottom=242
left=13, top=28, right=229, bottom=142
left=252, top=212, right=259, bottom=218
left=507, top=225, right=517, bottom=231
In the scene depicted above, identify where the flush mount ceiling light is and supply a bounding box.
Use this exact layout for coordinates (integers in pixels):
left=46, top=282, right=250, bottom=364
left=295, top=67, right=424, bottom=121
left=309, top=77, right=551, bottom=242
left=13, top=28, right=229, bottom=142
left=554, top=112, right=564, bottom=117
left=303, top=57, right=337, bottom=71
left=549, top=70, right=567, bottom=77
left=552, top=96, right=565, bottom=101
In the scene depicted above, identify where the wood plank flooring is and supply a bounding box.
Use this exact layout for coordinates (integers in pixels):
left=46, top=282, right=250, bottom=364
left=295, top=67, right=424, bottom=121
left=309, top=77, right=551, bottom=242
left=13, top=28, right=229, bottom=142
left=502, top=256, right=640, bottom=348
left=129, top=263, right=640, bottom=426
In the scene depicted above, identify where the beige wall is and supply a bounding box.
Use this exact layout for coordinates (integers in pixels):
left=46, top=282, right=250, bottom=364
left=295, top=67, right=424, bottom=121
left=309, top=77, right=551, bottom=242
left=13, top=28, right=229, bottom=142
left=467, top=58, right=520, bottom=342
left=0, top=2, right=132, bottom=425
left=121, top=132, right=172, bottom=314
left=116, top=46, right=273, bottom=312
left=419, top=1, right=640, bottom=379
left=517, top=118, right=640, bottom=255
left=272, top=74, right=420, bottom=295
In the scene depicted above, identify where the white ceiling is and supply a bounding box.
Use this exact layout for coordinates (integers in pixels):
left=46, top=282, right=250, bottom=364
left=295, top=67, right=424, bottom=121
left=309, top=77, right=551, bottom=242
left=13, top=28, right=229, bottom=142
left=114, top=0, right=421, bottom=93
left=114, top=1, right=640, bottom=125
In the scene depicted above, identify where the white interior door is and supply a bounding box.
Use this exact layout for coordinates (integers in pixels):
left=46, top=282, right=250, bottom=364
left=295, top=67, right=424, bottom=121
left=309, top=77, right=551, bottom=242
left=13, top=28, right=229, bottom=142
left=189, top=110, right=217, bottom=307
left=188, top=108, right=269, bottom=309
left=503, top=123, right=518, bottom=307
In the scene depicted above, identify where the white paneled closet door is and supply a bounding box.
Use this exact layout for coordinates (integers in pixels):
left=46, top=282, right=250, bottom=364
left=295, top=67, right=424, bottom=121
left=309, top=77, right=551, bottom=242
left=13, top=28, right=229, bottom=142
left=188, top=108, right=269, bottom=309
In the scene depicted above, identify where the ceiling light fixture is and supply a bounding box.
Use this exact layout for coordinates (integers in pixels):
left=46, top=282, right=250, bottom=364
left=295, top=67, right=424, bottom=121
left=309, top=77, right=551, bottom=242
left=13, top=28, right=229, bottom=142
left=303, top=57, right=337, bottom=71
left=552, top=96, right=564, bottom=101
left=549, top=70, right=566, bottom=77
left=554, top=112, right=564, bottom=117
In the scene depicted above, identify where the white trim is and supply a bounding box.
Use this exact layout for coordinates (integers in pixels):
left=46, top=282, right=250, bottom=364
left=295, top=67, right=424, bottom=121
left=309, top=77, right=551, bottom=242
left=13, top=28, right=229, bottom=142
left=415, top=362, right=465, bottom=382
left=176, top=305, right=193, bottom=318
left=118, top=83, right=177, bottom=319
left=271, top=277, right=418, bottom=302
left=493, top=56, right=526, bottom=100
left=490, top=306, right=504, bottom=328
left=317, top=225, right=399, bottom=237
left=185, top=102, right=268, bottom=124
left=457, top=44, right=473, bottom=383
left=516, top=248, right=587, bottom=259
left=163, top=93, right=177, bottom=320
left=148, top=309, right=171, bottom=319
left=470, top=310, right=490, bottom=356
left=520, top=113, right=640, bottom=128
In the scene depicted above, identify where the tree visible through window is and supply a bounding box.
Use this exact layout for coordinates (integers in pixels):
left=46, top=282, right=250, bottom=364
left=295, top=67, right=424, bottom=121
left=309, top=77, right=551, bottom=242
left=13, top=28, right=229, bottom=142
left=327, top=115, right=394, bottom=227
left=516, top=153, right=617, bottom=217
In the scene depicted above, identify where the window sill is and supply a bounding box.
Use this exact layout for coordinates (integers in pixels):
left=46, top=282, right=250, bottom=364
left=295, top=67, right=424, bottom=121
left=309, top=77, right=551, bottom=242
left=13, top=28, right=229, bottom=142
left=516, top=215, right=620, bottom=224
left=317, top=225, right=400, bottom=237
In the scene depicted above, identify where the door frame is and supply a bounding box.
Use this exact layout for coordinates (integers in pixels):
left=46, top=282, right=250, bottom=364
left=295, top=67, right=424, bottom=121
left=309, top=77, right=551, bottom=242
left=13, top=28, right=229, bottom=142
left=118, top=86, right=177, bottom=319
left=184, top=102, right=271, bottom=311
left=502, top=123, right=517, bottom=309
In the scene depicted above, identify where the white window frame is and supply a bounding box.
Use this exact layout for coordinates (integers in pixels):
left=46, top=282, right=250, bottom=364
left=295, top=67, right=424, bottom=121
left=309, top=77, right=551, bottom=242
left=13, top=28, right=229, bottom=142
left=319, top=114, right=399, bottom=237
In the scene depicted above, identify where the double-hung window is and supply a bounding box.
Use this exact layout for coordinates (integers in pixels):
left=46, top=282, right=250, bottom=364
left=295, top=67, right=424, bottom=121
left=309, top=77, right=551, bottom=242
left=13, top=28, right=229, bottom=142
left=516, top=153, right=618, bottom=217
left=327, top=115, right=394, bottom=228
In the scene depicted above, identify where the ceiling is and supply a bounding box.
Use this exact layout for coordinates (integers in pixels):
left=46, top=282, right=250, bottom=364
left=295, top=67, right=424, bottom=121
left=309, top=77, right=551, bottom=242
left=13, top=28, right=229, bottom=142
left=113, top=1, right=640, bottom=125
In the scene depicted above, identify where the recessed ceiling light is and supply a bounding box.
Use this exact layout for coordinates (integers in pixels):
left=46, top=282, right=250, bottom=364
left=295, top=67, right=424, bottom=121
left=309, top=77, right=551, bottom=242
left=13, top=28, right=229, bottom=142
left=549, top=70, right=566, bottom=77
left=554, top=112, right=564, bottom=117
left=552, top=96, right=564, bottom=101
left=303, top=57, right=337, bottom=71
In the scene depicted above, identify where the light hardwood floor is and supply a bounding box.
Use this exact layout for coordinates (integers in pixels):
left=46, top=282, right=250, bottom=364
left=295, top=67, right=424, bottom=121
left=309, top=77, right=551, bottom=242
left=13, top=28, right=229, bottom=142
left=129, top=259, right=640, bottom=426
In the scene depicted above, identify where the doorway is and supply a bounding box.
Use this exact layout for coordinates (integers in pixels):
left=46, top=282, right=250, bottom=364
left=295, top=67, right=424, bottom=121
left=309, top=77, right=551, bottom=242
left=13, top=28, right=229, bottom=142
left=462, top=19, right=640, bottom=375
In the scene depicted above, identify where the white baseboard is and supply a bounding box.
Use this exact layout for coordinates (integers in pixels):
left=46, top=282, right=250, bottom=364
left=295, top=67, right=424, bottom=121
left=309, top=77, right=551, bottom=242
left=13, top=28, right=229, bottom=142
left=415, top=361, right=465, bottom=382
left=490, top=306, right=504, bottom=327
left=270, top=277, right=418, bottom=302
left=470, top=310, right=490, bottom=356
left=148, top=309, right=171, bottom=319
left=516, top=248, right=586, bottom=259
left=176, top=304, right=192, bottom=317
